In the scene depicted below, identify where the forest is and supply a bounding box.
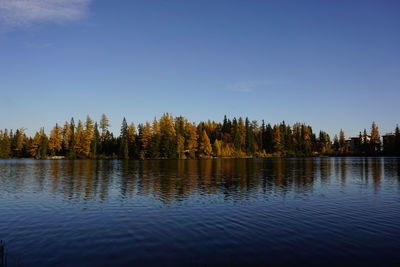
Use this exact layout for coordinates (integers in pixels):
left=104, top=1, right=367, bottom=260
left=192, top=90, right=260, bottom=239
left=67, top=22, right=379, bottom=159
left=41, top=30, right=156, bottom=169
left=0, top=113, right=399, bottom=159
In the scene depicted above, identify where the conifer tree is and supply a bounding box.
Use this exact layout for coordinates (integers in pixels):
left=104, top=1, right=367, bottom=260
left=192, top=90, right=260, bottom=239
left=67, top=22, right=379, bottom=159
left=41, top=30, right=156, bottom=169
left=0, top=130, right=11, bottom=158
left=199, top=130, right=212, bottom=157
left=395, top=125, right=400, bottom=156
left=74, top=120, right=85, bottom=157
left=29, top=128, right=48, bottom=159
left=12, top=128, right=26, bottom=157
left=100, top=113, right=110, bottom=140
left=150, top=118, right=160, bottom=158
left=48, top=124, right=62, bottom=155
left=177, top=134, right=185, bottom=159
left=68, top=118, right=76, bottom=158
left=91, top=122, right=100, bottom=158
left=213, top=139, right=222, bottom=157
left=81, top=116, right=94, bottom=157
left=272, top=125, right=282, bottom=154
left=138, top=122, right=151, bottom=159
left=339, top=129, right=346, bottom=154
left=159, top=113, right=176, bottom=158
left=127, top=123, right=137, bottom=158
left=233, top=117, right=245, bottom=152
left=185, top=123, right=198, bottom=158
left=99, top=113, right=110, bottom=155
left=370, top=121, right=380, bottom=155
left=120, top=118, right=129, bottom=159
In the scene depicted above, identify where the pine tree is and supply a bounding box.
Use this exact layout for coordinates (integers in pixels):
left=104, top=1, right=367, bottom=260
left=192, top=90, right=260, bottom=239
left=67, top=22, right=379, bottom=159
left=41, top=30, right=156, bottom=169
left=127, top=123, right=137, bottom=158
left=395, top=125, right=400, bottom=156
left=339, top=129, right=346, bottom=154
left=68, top=118, right=76, bottom=158
left=362, top=129, right=368, bottom=155
left=233, top=117, right=245, bottom=152
left=370, top=121, right=380, bottom=155
left=99, top=113, right=110, bottom=155
left=120, top=118, right=129, bottom=159
left=100, top=113, right=110, bottom=140
left=62, top=121, right=71, bottom=151
left=91, top=122, right=100, bottom=158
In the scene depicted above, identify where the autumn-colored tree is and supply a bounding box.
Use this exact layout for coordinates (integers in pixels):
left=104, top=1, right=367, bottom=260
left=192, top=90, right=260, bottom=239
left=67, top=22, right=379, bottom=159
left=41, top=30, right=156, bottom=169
left=199, top=130, right=212, bottom=157
left=74, top=120, right=85, bottom=157
left=91, top=122, right=100, bottom=158
left=99, top=113, right=110, bottom=155
left=318, top=131, right=331, bottom=155
left=150, top=118, right=160, bottom=158
left=177, top=134, right=186, bottom=159
left=138, top=122, right=152, bottom=159
left=100, top=113, right=110, bottom=140
left=159, top=113, right=176, bottom=158
left=80, top=116, right=94, bottom=157
left=12, top=128, right=26, bottom=157
left=0, top=130, right=11, bottom=158
left=67, top=118, right=76, bottom=158
left=62, top=121, right=71, bottom=151
left=48, top=124, right=62, bottom=155
left=370, top=121, right=380, bottom=155
left=233, top=117, right=245, bottom=152
left=127, top=123, right=137, bottom=158
left=272, top=125, right=282, bottom=154
left=185, top=123, right=198, bottom=158
left=0, top=114, right=396, bottom=159
left=213, top=139, right=222, bottom=157
left=29, top=128, right=48, bottom=159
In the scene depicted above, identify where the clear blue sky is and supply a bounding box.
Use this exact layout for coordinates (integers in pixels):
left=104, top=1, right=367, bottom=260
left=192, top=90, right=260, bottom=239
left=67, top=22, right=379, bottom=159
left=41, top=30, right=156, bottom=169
left=0, top=0, right=399, bottom=137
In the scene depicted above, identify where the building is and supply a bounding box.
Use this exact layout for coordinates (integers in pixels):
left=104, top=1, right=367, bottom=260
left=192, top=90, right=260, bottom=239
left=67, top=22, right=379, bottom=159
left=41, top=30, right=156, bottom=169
left=346, top=135, right=371, bottom=152
left=382, top=133, right=396, bottom=155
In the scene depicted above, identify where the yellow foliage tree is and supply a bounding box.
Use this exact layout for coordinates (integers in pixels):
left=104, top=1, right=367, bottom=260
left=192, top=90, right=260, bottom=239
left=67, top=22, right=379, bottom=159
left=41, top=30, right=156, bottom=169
left=48, top=124, right=62, bottom=155
left=199, top=130, right=212, bottom=157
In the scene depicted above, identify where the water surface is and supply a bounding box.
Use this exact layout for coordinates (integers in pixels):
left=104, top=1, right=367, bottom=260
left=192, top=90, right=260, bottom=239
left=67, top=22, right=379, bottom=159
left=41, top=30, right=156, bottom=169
left=1, top=158, right=400, bottom=266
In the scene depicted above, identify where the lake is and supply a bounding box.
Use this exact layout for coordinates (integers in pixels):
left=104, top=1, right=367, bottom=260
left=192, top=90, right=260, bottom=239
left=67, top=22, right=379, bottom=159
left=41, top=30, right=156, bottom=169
left=1, top=158, right=400, bottom=266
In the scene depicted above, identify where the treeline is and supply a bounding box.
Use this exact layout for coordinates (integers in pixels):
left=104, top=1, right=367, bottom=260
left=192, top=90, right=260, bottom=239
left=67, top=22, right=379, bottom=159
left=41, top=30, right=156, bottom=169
left=0, top=113, right=399, bottom=159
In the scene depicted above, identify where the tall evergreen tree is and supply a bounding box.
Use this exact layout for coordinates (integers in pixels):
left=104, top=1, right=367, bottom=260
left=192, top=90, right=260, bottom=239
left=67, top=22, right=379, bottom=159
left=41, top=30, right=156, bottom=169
left=272, top=125, right=282, bottom=155
left=370, top=121, right=380, bottom=155
left=120, top=118, right=129, bottom=159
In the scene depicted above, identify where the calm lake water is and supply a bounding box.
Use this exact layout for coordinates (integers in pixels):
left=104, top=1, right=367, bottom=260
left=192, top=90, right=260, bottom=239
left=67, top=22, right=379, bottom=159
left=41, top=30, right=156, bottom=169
left=1, top=158, right=400, bottom=266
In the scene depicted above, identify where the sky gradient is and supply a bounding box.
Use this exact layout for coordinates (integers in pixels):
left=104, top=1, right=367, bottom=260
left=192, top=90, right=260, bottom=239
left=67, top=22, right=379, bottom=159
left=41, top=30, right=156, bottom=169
left=0, top=0, right=399, bottom=137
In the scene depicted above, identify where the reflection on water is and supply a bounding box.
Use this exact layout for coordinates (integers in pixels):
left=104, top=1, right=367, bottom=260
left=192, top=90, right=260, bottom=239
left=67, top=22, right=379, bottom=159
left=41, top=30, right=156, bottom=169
left=1, top=158, right=400, bottom=266
left=1, top=158, right=399, bottom=204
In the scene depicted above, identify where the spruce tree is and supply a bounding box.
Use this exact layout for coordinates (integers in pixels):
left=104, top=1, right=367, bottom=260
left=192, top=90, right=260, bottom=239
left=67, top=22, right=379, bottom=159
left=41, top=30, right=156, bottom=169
left=120, top=118, right=129, bottom=159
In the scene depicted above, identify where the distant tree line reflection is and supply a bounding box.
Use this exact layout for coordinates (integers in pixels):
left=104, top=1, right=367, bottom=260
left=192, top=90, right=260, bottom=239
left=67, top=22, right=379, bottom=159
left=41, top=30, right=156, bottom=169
left=0, top=158, right=399, bottom=203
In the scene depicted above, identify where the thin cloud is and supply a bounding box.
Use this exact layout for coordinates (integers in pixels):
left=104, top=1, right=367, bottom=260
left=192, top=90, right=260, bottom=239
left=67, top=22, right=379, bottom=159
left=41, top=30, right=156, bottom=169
left=0, top=0, right=92, bottom=28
